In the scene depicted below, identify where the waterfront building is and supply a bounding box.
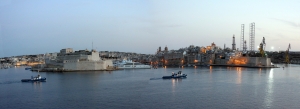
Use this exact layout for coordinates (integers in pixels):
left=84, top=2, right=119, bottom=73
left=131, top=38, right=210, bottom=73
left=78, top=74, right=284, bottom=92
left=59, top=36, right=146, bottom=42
left=44, top=48, right=113, bottom=71
left=153, top=41, right=274, bottom=67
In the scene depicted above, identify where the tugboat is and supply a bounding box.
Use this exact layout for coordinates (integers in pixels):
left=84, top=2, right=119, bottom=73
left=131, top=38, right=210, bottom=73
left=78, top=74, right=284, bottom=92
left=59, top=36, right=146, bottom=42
left=21, top=74, right=46, bottom=82
left=162, top=71, right=187, bottom=79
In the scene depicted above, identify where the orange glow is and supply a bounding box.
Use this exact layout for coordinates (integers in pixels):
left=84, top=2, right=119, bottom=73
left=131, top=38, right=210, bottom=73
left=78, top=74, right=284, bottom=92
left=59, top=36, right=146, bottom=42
left=232, top=58, right=248, bottom=65
left=236, top=67, right=242, bottom=84
left=209, top=60, right=213, bottom=64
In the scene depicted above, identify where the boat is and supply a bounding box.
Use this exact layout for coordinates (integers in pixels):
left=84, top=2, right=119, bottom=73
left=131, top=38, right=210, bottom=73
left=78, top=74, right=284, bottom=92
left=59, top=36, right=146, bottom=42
left=25, top=67, right=31, bottom=70
left=162, top=71, right=187, bottom=79
left=21, top=74, right=46, bottom=82
left=117, top=60, right=151, bottom=69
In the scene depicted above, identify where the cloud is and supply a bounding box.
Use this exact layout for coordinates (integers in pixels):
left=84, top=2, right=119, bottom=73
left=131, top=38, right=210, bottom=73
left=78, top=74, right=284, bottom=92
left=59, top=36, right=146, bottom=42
left=271, top=18, right=299, bottom=28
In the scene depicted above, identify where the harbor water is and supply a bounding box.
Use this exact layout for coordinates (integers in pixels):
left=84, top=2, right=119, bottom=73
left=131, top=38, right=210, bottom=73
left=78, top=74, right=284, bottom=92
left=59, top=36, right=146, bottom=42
left=1, top=65, right=300, bottom=109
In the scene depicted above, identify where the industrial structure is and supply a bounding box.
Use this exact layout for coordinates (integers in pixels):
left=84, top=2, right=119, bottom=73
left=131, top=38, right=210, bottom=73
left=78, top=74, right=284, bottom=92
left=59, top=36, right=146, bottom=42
left=243, top=40, right=247, bottom=51
left=240, top=24, right=245, bottom=51
left=285, top=44, right=291, bottom=63
left=232, top=35, right=236, bottom=51
left=249, top=22, right=255, bottom=51
left=258, top=37, right=266, bottom=57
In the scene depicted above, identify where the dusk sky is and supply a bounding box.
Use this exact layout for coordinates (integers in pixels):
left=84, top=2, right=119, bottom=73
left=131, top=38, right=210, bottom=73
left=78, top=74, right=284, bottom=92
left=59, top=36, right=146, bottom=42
left=0, top=0, right=299, bottom=57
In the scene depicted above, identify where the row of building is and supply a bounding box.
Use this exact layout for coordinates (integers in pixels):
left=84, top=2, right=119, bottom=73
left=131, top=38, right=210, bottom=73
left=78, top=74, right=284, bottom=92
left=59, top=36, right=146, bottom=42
left=149, top=42, right=273, bottom=67
left=0, top=55, right=44, bottom=69
left=2, top=42, right=300, bottom=71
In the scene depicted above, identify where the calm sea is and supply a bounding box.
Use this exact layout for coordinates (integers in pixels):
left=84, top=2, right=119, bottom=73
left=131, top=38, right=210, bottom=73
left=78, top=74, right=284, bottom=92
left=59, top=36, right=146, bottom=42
left=1, top=65, right=300, bottom=109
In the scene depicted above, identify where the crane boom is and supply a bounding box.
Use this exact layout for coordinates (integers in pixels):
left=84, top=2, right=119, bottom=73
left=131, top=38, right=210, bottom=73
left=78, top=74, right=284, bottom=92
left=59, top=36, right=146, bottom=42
left=259, top=37, right=266, bottom=57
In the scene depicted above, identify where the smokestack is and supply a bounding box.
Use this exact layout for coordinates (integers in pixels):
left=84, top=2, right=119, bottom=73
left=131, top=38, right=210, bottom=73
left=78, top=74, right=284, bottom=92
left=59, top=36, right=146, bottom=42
left=232, top=34, right=236, bottom=50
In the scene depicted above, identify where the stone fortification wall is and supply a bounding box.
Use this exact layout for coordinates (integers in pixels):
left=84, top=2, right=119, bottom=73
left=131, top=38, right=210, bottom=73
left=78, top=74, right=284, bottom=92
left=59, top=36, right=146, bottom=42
left=104, top=60, right=113, bottom=67
left=64, top=61, right=103, bottom=70
left=247, top=57, right=257, bottom=66
left=56, top=52, right=100, bottom=61
left=42, top=48, right=115, bottom=71
left=90, top=52, right=101, bottom=61
left=63, top=60, right=113, bottom=71
left=57, top=55, right=89, bottom=61
left=45, top=59, right=64, bottom=66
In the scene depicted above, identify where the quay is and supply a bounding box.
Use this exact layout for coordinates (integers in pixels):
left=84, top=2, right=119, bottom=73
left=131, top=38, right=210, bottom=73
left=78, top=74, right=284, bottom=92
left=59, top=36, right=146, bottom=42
left=209, top=64, right=279, bottom=68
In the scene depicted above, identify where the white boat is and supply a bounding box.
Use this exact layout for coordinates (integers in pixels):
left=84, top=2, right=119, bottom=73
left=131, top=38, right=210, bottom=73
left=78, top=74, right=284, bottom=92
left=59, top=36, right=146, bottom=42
left=117, top=60, right=151, bottom=69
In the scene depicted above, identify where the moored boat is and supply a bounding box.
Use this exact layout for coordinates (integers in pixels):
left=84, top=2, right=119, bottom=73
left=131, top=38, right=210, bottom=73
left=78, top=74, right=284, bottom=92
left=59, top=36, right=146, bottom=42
left=162, top=71, right=187, bottom=79
left=117, top=60, right=151, bottom=69
left=25, top=67, right=31, bottom=70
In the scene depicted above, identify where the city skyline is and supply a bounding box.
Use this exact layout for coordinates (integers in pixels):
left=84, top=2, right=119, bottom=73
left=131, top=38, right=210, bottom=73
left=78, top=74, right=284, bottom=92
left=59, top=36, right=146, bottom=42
left=0, top=0, right=299, bottom=57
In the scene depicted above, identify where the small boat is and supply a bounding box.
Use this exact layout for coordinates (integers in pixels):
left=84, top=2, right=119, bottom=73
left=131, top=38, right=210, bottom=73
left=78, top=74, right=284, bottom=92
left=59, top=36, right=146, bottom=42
left=25, top=67, right=31, bottom=70
left=162, top=71, right=187, bottom=79
left=21, top=74, right=46, bottom=82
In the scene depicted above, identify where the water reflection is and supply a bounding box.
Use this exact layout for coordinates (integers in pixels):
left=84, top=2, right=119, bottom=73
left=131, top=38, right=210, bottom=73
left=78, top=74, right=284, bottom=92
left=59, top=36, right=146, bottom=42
left=32, top=81, right=43, bottom=92
left=258, top=68, right=262, bottom=75
left=171, top=78, right=183, bottom=93
left=264, top=68, right=274, bottom=108
left=236, top=67, right=242, bottom=84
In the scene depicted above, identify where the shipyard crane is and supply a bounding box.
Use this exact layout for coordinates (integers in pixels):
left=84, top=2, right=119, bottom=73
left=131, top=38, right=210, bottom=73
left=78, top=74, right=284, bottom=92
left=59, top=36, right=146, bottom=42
left=259, top=37, right=266, bottom=57
left=285, top=43, right=291, bottom=64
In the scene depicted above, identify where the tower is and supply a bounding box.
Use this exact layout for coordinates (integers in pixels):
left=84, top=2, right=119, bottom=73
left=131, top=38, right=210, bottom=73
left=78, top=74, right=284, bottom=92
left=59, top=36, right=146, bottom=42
left=158, top=46, right=161, bottom=52
left=240, top=24, right=245, bottom=51
left=232, top=35, right=236, bottom=50
left=244, top=40, right=247, bottom=51
left=164, top=46, right=168, bottom=51
left=249, top=22, right=255, bottom=51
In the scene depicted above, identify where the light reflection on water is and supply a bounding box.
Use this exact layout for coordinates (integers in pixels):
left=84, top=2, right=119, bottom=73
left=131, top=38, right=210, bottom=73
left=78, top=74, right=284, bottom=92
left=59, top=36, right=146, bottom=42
left=33, top=81, right=43, bottom=91
left=236, top=67, right=242, bottom=84
left=2, top=65, right=300, bottom=109
left=32, top=82, right=44, bottom=101
left=264, top=68, right=274, bottom=108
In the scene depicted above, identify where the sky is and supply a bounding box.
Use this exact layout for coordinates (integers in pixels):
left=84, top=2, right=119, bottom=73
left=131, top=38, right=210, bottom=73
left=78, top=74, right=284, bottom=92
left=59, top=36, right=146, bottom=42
left=0, top=0, right=299, bottom=57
